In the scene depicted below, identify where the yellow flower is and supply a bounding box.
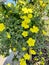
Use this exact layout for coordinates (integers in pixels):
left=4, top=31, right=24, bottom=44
left=20, top=16, right=30, bottom=23
left=29, top=49, right=36, bottom=55
left=28, top=14, right=33, bottom=19
left=22, top=47, right=26, bottom=51
left=6, top=63, right=10, bottom=65
left=27, top=38, right=35, bottom=47
left=22, top=7, right=28, bottom=13
left=22, top=31, right=28, bottom=37
left=23, top=53, right=31, bottom=60
left=21, top=21, right=29, bottom=29
left=22, top=7, right=32, bottom=14
left=42, top=30, right=46, bottom=35
left=13, top=48, right=16, bottom=52
left=28, top=8, right=32, bottom=13
left=30, top=26, right=39, bottom=33
left=0, top=23, right=5, bottom=32
left=20, top=58, right=27, bottom=65
left=7, top=3, right=11, bottom=7
left=7, top=32, right=11, bottom=39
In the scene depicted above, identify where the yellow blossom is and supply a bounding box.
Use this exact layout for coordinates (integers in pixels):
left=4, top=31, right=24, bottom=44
left=7, top=3, right=11, bottom=7
left=7, top=32, right=11, bottom=39
left=22, top=31, right=28, bottom=37
left=22, top=7, right=32, bottom=14
left=22, top=7, right=28, bottom=13
left=0, top=23, right=5, bottom=32
left=21, top=21, right=29, bottom=29
left=29, top=49, right=36, bottom=55
left=20, top=58, right=27, bottom=65
left=28, top=8, right=32, bottom=13
left=42, top=30, right=46, bottom=35
left=22, top=47, right=26, bottom=51
left=30, top=26, right=39, bottom=33
left=20, top=16, right=30, bottom=23
left=13, top=48, right=16, bottom=52
left=27, top=38, right=35, bottom=47
left=23, top=53, right=31, bottom=60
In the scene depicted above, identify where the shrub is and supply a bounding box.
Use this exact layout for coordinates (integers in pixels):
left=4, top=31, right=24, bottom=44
left=0, top=0, right=49, bottom=65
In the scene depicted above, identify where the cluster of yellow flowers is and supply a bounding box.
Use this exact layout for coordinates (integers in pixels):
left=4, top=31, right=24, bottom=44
left=0, top=1, right=47, bottom=65
left=21, top=14, right=32, bottom=29
left=19, top=2, right=47, bottom=64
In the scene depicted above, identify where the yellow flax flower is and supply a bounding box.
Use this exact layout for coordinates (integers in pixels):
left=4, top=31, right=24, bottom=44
left=21, top=21, right=29, bottom=29
left=27, top=38, right=35, bottom=47
left=20, top=58, right=27, bottom=65
left=20, top=16, right=31, bottom=23
left=7, top=32, right=11, bottom=39
left=22, top=7, right=32, bottom=14
left=7, top=3, right=11, bottom=7
left=42, top=30, right=46, bottom=35
left=0, top=23, right=5, bottom=32
left=22, top=31, right=28, bottom=37
left=22, top=7, right=29, bottom=13
left=30, top=26, right=39, bottom=33
left=28, top=8, right=33, bottom=13
left=22, top=47, right=26, bottom=51
left=23, top=53, right=31, bottom=60
left=29, top=49, right=36, bottom=55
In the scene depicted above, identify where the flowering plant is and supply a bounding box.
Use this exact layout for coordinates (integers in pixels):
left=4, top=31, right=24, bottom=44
left=0, top=0, right=49, bottom=65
